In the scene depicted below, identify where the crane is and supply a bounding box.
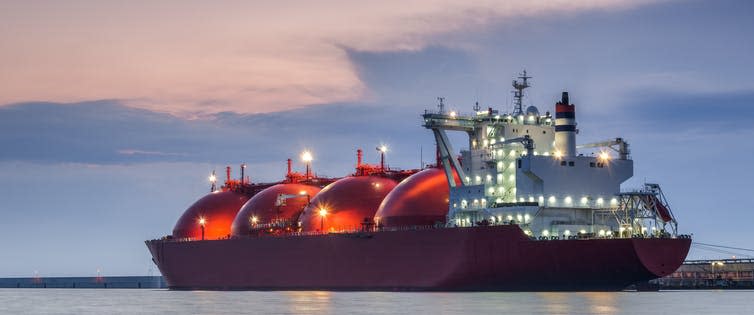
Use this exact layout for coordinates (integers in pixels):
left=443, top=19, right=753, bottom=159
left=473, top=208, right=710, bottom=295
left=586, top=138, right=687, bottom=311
left=577, top=138, right=630, bottom=160
left=499, top=135, right=535, bottom=157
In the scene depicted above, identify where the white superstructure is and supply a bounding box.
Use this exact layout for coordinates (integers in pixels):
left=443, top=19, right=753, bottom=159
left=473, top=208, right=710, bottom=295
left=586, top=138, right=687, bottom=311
left=424, top=71, right=676, bottom=238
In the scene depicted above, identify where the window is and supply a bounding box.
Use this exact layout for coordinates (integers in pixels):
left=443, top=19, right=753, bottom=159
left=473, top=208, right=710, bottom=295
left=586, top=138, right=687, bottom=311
left=560, top=161, right=566, bottom=166
left=590, top=162, right=595, bottom=168
left=568, top=161, right=574, bottom=167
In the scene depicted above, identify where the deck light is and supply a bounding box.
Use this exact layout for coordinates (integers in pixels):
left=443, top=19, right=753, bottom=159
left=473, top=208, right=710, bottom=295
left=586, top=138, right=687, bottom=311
left=198, top=217, right=206, bottom=240
left=599, top=151, right=610, bottom=161
left=318, top=208, right=328, bottom=232
left=302, top=150, right=313, bottom=178
left=301, top=151, right=313, bottom=162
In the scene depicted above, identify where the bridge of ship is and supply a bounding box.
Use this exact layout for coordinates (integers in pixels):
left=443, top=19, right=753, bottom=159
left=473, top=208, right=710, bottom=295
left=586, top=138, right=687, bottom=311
left=421, top=103, right=678, bottom=240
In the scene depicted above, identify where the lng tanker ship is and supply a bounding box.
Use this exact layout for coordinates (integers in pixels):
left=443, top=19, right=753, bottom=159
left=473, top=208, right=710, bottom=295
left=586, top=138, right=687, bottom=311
left=146, top=72, right=691, bottom=291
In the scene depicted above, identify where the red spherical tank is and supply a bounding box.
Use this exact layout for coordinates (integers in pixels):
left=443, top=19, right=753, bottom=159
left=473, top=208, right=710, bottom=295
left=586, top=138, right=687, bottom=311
left=299, top=176, right=397, bottom=232
left=172, top=191, right=249, bottom=240
left=231, top=184, right=321, bottom=236
left=374, top=168, right=456, bottom=228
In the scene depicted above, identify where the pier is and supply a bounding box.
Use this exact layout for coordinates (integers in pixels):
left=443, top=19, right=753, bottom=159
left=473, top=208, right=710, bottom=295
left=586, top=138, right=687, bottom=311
left=658, top=259, right=754, bottom=289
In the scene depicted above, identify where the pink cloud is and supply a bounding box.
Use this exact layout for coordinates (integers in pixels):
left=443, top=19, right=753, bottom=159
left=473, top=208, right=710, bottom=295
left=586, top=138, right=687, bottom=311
left=0, top=0, right=663, bottom=116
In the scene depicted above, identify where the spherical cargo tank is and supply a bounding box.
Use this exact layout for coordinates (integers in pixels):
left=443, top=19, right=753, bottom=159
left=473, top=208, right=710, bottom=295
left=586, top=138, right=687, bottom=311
left=231, top=184, right=321, bottom=236
left=172, top=191, right=249, bottom=240
left=374, top=168, right=458, bottom=228
left=299, top=176, right=398, bottom=232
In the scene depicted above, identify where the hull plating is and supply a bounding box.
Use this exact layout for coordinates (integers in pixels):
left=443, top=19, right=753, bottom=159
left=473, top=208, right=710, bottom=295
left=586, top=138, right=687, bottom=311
left=146, top=225, right=690, bottom=291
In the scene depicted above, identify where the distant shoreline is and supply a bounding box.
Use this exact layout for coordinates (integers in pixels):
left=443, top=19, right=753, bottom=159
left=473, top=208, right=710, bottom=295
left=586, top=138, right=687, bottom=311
left=0, top=276, right=166, bottom=289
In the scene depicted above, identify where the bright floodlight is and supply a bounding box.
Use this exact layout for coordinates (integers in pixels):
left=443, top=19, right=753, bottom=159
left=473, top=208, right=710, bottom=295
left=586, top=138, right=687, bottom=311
left=208, top=174, right=217, bottom=183
left=299, top=190, right=307, bottom=195
left=449, top=111, right=457, bottom=118
left=301, top=151, right=313, bottom=162
left=554, top=150, right=563, bottom=159
left=318, top=208, right=328, bottom=217
left=379, top=145, right=388, bottom=153
left=198, top=217, right=206, bottom=225
left=599, top=151, right=610, bottom=161
left=251, top=216, right=258, bottom=224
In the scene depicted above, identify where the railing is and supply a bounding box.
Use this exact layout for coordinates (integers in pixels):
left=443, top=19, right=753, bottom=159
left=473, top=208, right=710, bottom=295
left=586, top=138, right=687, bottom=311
left=527, top=234, right=691, bottom=241
left=149, top=225, right=691, bottom=243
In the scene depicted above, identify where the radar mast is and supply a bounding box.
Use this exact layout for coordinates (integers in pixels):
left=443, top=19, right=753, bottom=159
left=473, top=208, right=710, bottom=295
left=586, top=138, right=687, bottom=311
left=512, top=70, right=531, bottom=116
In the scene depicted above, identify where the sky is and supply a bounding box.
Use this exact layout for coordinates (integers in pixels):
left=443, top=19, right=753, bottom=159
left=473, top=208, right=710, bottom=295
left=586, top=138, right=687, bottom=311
left=1, top=0, right=753, bottom=276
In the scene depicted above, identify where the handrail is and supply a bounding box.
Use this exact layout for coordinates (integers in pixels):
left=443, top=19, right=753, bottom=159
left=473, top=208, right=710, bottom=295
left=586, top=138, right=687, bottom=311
left=148, top=226, right=691, bottom=243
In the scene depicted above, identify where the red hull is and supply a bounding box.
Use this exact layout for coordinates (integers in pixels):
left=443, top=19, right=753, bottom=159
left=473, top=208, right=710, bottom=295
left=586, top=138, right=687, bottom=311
left=146, top=225, right=690, bottom=291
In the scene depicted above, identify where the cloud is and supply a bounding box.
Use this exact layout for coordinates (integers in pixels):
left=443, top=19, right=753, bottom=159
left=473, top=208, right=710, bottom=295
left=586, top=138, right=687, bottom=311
left=0, top=99, right=436, bottom=179
left=0, top=0, right=663, bottom=116
left=0, top=100, right=213, bottom=164
left=0, top=45, right=494, bottom=169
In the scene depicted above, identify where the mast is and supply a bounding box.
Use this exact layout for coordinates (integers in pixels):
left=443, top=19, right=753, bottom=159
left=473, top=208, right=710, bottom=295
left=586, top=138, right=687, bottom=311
left=511, top=70, right=531, bottom=116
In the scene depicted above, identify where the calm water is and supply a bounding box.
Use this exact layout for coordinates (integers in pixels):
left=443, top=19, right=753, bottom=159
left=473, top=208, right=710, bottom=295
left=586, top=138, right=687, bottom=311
left=1, top=289, right=752, bottom=314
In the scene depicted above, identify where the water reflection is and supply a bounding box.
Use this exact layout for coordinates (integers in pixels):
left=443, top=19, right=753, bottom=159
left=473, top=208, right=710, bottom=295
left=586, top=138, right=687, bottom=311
left=581, top=292, right=617, bottom=315
left=0, top=289, right=751, bottom=314
left=284, top=291, right=333, bottom=314
left=537, top=292, right=571, bottom=314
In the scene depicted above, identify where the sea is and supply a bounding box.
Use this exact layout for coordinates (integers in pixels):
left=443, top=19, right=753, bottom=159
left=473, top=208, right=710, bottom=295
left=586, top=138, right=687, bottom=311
left=0, top=289, right=751, bottom=314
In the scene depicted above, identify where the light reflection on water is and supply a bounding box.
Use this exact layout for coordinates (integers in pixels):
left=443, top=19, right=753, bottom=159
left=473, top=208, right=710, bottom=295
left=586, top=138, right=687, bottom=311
left=538, top=292, right=572, bottom=314
left=0, top=289, right=752, bottom=315
left=583, top=292, right=618, bottom=315
left=285, top=291, right=333, bottom=314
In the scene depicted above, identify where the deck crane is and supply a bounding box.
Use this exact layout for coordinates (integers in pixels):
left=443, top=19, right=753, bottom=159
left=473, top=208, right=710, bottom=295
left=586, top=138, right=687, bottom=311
left=499, top=135, right=535, bottom=157
left=577, top=138, right=630, bottom=160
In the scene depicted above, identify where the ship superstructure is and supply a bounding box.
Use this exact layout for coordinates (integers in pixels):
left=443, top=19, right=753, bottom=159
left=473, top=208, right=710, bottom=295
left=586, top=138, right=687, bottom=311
left=424, top=72, right=676, bottom=239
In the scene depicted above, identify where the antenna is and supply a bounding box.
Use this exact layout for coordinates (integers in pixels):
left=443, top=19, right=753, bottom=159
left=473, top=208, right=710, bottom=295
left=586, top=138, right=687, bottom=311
left=473, top=101, right=480, bottom=112
left=437, top=97, right=445, bottom=113
left=512, top=69, right=531, bottom=116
